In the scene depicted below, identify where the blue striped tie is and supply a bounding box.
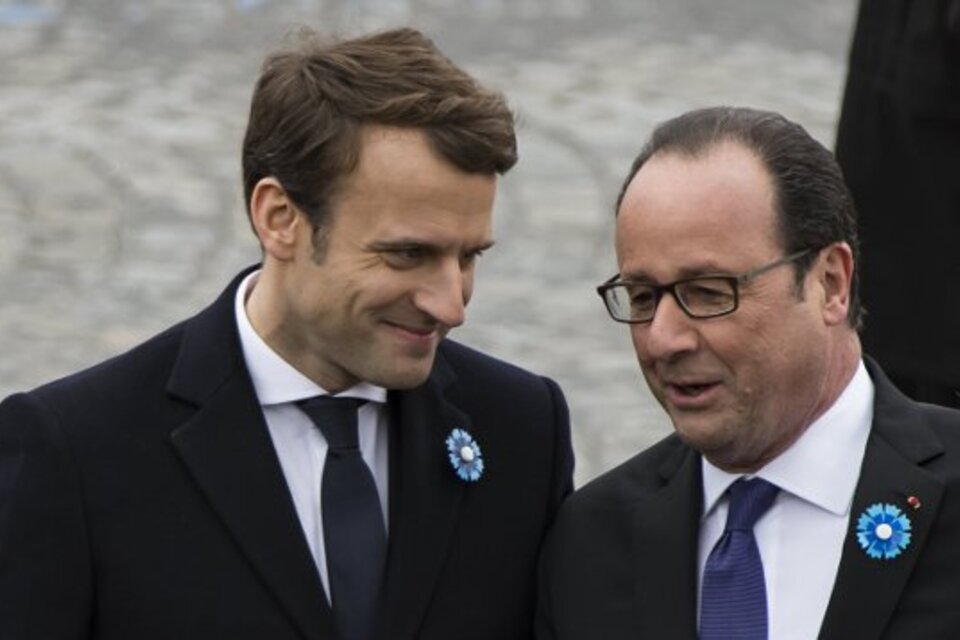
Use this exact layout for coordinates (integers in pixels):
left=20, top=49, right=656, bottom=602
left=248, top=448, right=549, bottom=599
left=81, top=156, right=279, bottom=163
left=700, top=478, right=780, bottom=640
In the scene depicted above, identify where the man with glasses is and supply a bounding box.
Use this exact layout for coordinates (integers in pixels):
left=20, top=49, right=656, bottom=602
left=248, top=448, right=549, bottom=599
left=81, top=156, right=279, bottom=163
left=536, top=106, right=960, bottom=639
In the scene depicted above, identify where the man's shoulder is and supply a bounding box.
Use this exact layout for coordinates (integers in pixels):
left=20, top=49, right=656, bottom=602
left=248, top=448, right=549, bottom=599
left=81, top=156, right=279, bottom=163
left=867, top=364, right=960, bottom=503
left=908, top=400, right=960, bottom=463
left=913, top=399, right=960, bottom=432
left=22, top=318, right=190, bottom=409
left=432, top=340, right=569, bottom=441
left=870, top=358, right=960, bottom=451
left=540, top=434, right=693, bottom=570
left=560, top=433, right=691, bottom=517
left=0, top=317, right=198, bottom=454
left=21, top=271, right=246, bottom=408
left=437, top=338, right=555, bottom=389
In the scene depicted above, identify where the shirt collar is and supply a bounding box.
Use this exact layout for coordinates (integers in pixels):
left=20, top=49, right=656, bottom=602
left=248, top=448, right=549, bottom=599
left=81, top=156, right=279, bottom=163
left=701, top=360, right=874, bottom=519
left=233, top=270, right=388, bottom=407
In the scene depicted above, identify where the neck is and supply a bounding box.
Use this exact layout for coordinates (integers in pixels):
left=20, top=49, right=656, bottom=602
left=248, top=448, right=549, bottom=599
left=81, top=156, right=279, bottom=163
left=817, top=329, right=863, bottom=418
left=244, top=266, right=349, bottom=392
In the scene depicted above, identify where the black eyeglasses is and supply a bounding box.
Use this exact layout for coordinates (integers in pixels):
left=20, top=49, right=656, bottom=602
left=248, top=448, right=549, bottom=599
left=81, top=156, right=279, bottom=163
left=596, top=249, right=812, bottom=324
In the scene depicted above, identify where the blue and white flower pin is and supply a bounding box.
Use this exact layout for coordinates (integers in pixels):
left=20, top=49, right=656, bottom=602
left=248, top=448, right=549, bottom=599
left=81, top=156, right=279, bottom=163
left=446, top=428, right=484, bottom=482
left=856, top=502, right=912, bottom=560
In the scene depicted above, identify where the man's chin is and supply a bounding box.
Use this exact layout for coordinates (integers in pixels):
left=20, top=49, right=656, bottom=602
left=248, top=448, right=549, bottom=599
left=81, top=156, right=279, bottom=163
left=372, top=358, right=437, bottom=390
left=670, top=414, right=729, bottom=451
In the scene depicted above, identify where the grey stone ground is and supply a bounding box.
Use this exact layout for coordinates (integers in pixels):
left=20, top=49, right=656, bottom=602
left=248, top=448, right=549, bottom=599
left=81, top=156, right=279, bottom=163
left=0, top=0, right=858, bottom=485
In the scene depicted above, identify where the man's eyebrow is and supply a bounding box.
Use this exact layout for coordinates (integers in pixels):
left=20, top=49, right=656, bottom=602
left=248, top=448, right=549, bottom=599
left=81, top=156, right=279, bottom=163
left=368, top=238, right=496, bottom=252
left=619, top=263, right=731, bottom=282
left=369, top=238, right=429, bottom=248
left=468, top=240, right=496, bottom=252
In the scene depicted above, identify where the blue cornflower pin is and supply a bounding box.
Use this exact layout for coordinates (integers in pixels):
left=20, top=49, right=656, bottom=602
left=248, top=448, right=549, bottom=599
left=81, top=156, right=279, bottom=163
left=856, top=502, right=912, bottom=560
left=445, top=428, right=484, bottom=482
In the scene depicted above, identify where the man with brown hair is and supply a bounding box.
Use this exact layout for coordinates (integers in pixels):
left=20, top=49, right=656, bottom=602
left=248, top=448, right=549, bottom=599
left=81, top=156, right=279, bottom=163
left=0, top=28, right=573, bottom=640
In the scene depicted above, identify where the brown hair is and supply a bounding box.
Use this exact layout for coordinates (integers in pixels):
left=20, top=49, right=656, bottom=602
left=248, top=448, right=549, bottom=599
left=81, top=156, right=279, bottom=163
left=241, top=26, right=517, bottom=236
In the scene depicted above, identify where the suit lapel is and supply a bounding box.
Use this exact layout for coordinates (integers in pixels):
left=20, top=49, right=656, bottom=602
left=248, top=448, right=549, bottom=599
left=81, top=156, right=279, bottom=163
left=377, top=351, right=466, bottom=640
left=818, top=361, right=945, bottom=640
left=631, top=442, right=701, bottom=640
left=167, top=271, right=336, bottom=640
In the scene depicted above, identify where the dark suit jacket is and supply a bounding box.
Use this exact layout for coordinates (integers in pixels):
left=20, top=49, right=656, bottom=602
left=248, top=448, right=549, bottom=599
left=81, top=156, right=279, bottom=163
left=835, top=0, right=960, bottom=387
left=0, top=270, right=574, bottom=640
left=536, top=360, right=960, bottom=639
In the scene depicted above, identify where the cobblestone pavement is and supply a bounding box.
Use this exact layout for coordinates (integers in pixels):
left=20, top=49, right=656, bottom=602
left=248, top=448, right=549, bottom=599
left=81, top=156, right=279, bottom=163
left=0, top=0, right=857, bottom=484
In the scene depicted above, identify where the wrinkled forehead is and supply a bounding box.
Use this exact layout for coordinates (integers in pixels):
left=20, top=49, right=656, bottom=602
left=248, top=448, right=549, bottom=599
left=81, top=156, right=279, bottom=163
left=615, top=143, right=782, bottom=278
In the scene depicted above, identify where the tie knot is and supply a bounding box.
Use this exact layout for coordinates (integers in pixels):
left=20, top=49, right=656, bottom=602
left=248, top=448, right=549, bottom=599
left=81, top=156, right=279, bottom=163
left=725, top=478, right=779, bottom=532
left=298, top=396, right=366, bottom=451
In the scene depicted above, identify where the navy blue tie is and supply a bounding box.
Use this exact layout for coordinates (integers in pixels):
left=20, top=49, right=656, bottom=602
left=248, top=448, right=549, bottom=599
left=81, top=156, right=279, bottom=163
left=700, top=478, right=780, bottom=640
left=299, top=396, right=385, bottom=640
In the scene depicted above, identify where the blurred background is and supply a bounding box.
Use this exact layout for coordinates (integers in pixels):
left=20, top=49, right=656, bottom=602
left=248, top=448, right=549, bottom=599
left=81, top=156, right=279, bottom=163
left=0, top=0, right=857, bottom=484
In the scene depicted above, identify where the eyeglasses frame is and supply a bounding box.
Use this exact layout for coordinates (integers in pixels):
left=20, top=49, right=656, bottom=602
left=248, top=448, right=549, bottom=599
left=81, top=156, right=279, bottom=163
left=596, top=248, right=814, bottom=324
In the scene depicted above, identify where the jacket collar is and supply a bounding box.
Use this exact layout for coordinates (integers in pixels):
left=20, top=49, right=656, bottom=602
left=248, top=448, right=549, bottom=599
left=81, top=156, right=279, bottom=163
left=166, top=269, right=472, bottom=640
left=378, top=345, right=469, bottom=639
left=817, top=357, right=945, bottom=639
left=629, top=440, right=702, bottom=640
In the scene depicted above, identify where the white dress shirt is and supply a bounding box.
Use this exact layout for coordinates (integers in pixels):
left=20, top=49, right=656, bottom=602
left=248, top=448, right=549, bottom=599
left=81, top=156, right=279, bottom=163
left=698, top=361, right=874, bottom=640
left=234, top=271, right=389, bottom=602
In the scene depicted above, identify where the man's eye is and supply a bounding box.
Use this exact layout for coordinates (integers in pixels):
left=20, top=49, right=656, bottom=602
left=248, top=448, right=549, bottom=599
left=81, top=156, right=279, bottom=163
left=687, top=284, right=727, bottom=299
left=397, top=247, right=426, bottom=260
left=628, top=288, right=656, bottom=308
left=382, top=247, right=427, bottom=268
left=462, top=248, right=486, bottom=265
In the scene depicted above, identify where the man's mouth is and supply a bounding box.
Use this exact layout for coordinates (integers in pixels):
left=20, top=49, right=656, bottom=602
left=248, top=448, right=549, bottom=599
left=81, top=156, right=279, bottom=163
left=661, top=377, right=722, bottom=407
left=393, top=324, right=434, bottom=335
left=672, top=382, right=714, bottom=396
left=384, top=320, right=442, bottom=343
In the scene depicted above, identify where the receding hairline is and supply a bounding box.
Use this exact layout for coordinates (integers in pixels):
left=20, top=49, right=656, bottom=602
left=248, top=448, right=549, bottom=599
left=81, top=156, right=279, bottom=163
left=618, top=137, right=773, bottom=211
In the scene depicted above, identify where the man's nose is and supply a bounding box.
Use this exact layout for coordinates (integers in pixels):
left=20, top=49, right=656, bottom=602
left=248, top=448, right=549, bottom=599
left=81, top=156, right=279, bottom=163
left=636, top=291, right=699, bottom=360
left=413, top=261, right=469, bottom=329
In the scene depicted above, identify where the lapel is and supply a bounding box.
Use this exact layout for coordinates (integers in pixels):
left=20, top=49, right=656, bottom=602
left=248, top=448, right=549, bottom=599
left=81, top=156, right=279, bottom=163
left=818, top=359, right=946, bottom=640
left=377, top=346, right=468, bottom=640
left=167, top=270, right=336, bottom=640
left=630, top=440, right=701, bottom=640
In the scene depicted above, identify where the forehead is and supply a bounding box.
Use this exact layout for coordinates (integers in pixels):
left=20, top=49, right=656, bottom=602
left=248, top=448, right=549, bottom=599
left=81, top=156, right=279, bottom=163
left=347, top=125, right=459, bottom=192
left=328, top=125, right=496, bottom=241
left=615, top=141, right=780, bottom=277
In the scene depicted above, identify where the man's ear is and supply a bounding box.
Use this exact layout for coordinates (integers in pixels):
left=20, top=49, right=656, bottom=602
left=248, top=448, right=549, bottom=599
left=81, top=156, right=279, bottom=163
left=249, top=177, right=302, bottom=261
left=818, top=242, right=855, bottom=325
